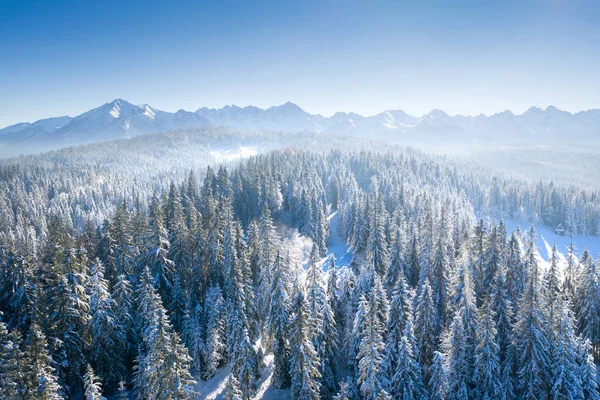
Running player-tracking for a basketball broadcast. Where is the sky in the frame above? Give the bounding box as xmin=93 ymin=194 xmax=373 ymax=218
xmin=1 ymin=0 xmax=599 ymax=127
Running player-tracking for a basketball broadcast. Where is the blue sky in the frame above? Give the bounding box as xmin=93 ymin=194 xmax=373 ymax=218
xmin=1 ymin=0 xmax=599 ymax=126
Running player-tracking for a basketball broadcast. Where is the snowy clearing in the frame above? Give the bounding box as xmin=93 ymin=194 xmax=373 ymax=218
xmin=323 ymin=211 xmax=353 ymax=269
xmin=210 ymin=146 xmax=258 ymax=162
xmin=485 ymin=218 xmax=600 ymax=260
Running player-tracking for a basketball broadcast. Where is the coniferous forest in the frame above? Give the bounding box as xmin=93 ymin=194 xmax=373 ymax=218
xmin=1 ymin=129 xmax=600 ymax=400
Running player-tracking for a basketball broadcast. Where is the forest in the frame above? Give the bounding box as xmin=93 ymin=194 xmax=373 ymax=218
xmin=1 ymin=128 xmax=600 ymax=399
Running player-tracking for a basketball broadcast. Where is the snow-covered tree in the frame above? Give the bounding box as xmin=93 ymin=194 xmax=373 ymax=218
xmin=473 ymin=301 xmax=502 ymax=400
xmin=289 ymin=292 xmax=321 ymax=400
xmin=203 ymin=284 xmax=226 ymax=379
xmin=83 ymin=364 xmax=106 ymax=400
xmin=414 ymin=277 xmax=438 ymax=374
xmin=550 ymin=299 xmax=584 ymax=400
xmin=224 ymin=374 xmax=243 ymax=400
xmin=429 ymin=351 xmax=448 ymax=400
xmin=266 ymin=251 xmax=291 ymax=389
xmin=514 ymin=226 xmax=551 ymax=400
xmin=356 ymin=288 xmax=388 ymax=400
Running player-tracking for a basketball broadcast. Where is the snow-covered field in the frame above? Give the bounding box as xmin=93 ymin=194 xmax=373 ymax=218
xmin=485 ymin=218 xmax=600 ymax=260
xmin=210 ymin=146 xmax=258 ymax=162
xmin=483 ymin=217 xmax=600 ymax=274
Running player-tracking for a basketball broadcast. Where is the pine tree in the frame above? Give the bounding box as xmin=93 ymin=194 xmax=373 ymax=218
xmin=384 ymin=271 xmax=412 ymax=379
xmin=429 ymin=351 xmax=448 ymax=400
xmin=146 ymin=195 xmax=174 ymax=299
xmin=134 ymin=268 xmax=195 ymax=399
xmin=289 ymin=292 xmax=321 ymax=400
xmin=414 ymin=277 xmax=438 ymax=375
xmin=116 ymin=380 xmax=129 ymax=400
xmin=332 ymin=380 xmax=351 ymax=400
xmin=326 ymin=256 xmax=341 ymax=327
xmin=266 ymin=251 xmax=291 ymax=389
xmin=514 ymin=226 xmax=551 ymax=400
xmin=366 ymin=193 xmax=389 ymax=276
xmin=305 ymin=244 xmax=326 ymax=349
xmin=385 ymin=226 xmax=405 ymax=290
xmin=258 ymin=204 xmax=278 ymax=322
xmin=233 ymin=328 xmax=258 ymax=400
xmin=431 ymin=237 xmax=450 ymax=327
xmin=390 ymin=335 xmax=425 ymax=400
xmin=0 ymin=317 xmax=21 ymax=398
xmin=579 ymin=340 xmax=600 ymax=400
xmin=356 ymin=286 xmax=388 ymax=400
xmin=550 ymin=299 xmax=584 ymax=400
xmin=22 ymin=323 xmax=64 ymax=399
xmin=543 ymin=243 xmax=561 ymax=322
xmin=87 ymin=258 xmax=123 ymax=390
xmin=111 ymin=273 xmax=134 ymax=367
xmin=445 ymin=258 xmax=477 ymax=400
xmin=1 ymin=250 xmax=39 ymax=332
xmin=482 ymin=224 xmax=503 ymax=302
xmin=112 ymin=200 xmax=137 ymax=280
xmin=471 ymin=219 xmax=486 ymax=305
xmin=46 ymin=248 xmax=90 ymax=390
xmin=320 ymin=292 xmax=339 ymax=398
xmin=563 ymin=242 xmax=579 ymax=304
xmin=181 ymin=303 xmax=205 ymax=371
xmin=224 ymin=374 xmax=243 ymax=400
xmin=473 ymin=301 xmax=502 ymax=400
xmin=203 ymin=285 xmax=226 ymax=379
xmin=576 ymin=252 xmax=600 ymax=358
xmin=404 ymin=230 xmax=421 ymax=288
xmin=83 ymin=364 xmax=106 ymax=400
xmin=492 ymin=265 xmax=516 ymax=400
xmin=504 ymin=231 xmax=525 ymax=311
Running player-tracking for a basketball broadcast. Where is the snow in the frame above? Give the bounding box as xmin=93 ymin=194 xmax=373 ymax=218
xmin=192 ymin=364 xmax=231 ymax=400
xmin=484 ymin=217 xmax=600 ymax=273
xmin=142 ymin=105 xmax=156 ymax=120
xmin=254 ymin=354 xmax=291 ymax=400
xmin=210 ymin=146 xmax=258 ymax=162
xmin=191 ymin=354 xmax=291 ymax=400
xmin=323 ymin=211 xmax=353 ymax=269
xmin=109 ymin=104 xmax=121 ymax=118
xmin=497 ymin=219 xmax=600 ymax=260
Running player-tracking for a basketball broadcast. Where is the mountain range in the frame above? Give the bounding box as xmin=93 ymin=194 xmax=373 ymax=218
xmin=1 ymin=98 xmax=599 ymax=157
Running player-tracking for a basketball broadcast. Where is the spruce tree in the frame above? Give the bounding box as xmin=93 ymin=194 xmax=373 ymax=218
xmin=390 ymin=335 xmax=425 ymax=400
xmin=473 ymin=301 xmax=502 ymax=400
xmin=22 ymin=323 xmax=64 ymax=399
xmin=0 ymin=317 xmax=21 ymax=398
xmin=414 ymin=277 xmax=438 ymax=375
xmin=356 ymin=286 xmax=388 ymax=400
xmin=266 ymin=251 xmax=291 ymax=389
xmin=83 ymin=364 xmax=106 ymax=400
xmin=289 ymin=292 xmax=321 ymax=400
xmin=429 ymin=351 xmax=448 ymax=400
xmin=579 ymin=340 xmax=600 ymax=400
xmin=514 ymin=226 xmax=551 ymax=400
xmin=384 ymin=271 xmax=411 ymax=368
xmin=224 ymin=374 xmax=243 ymax=400
xmin=550 ymin=299 xmax=584 ymax=400
xmin=203 ymin=285 xmax=226 ymax=379
xmin=87 ymin=258 xmax=123 ymax=390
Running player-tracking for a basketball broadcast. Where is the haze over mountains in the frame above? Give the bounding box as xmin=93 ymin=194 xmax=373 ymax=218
xmin=1 ymin=98 xmax=599 ymax=157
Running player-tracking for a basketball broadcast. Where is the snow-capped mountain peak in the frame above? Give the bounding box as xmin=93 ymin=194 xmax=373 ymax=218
xmin=2 ymin=100 xmax=600 ymax=158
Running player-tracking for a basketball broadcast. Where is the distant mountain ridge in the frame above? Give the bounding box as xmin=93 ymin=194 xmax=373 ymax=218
xmin=1 ymin=99 xmax=599 ymax=157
